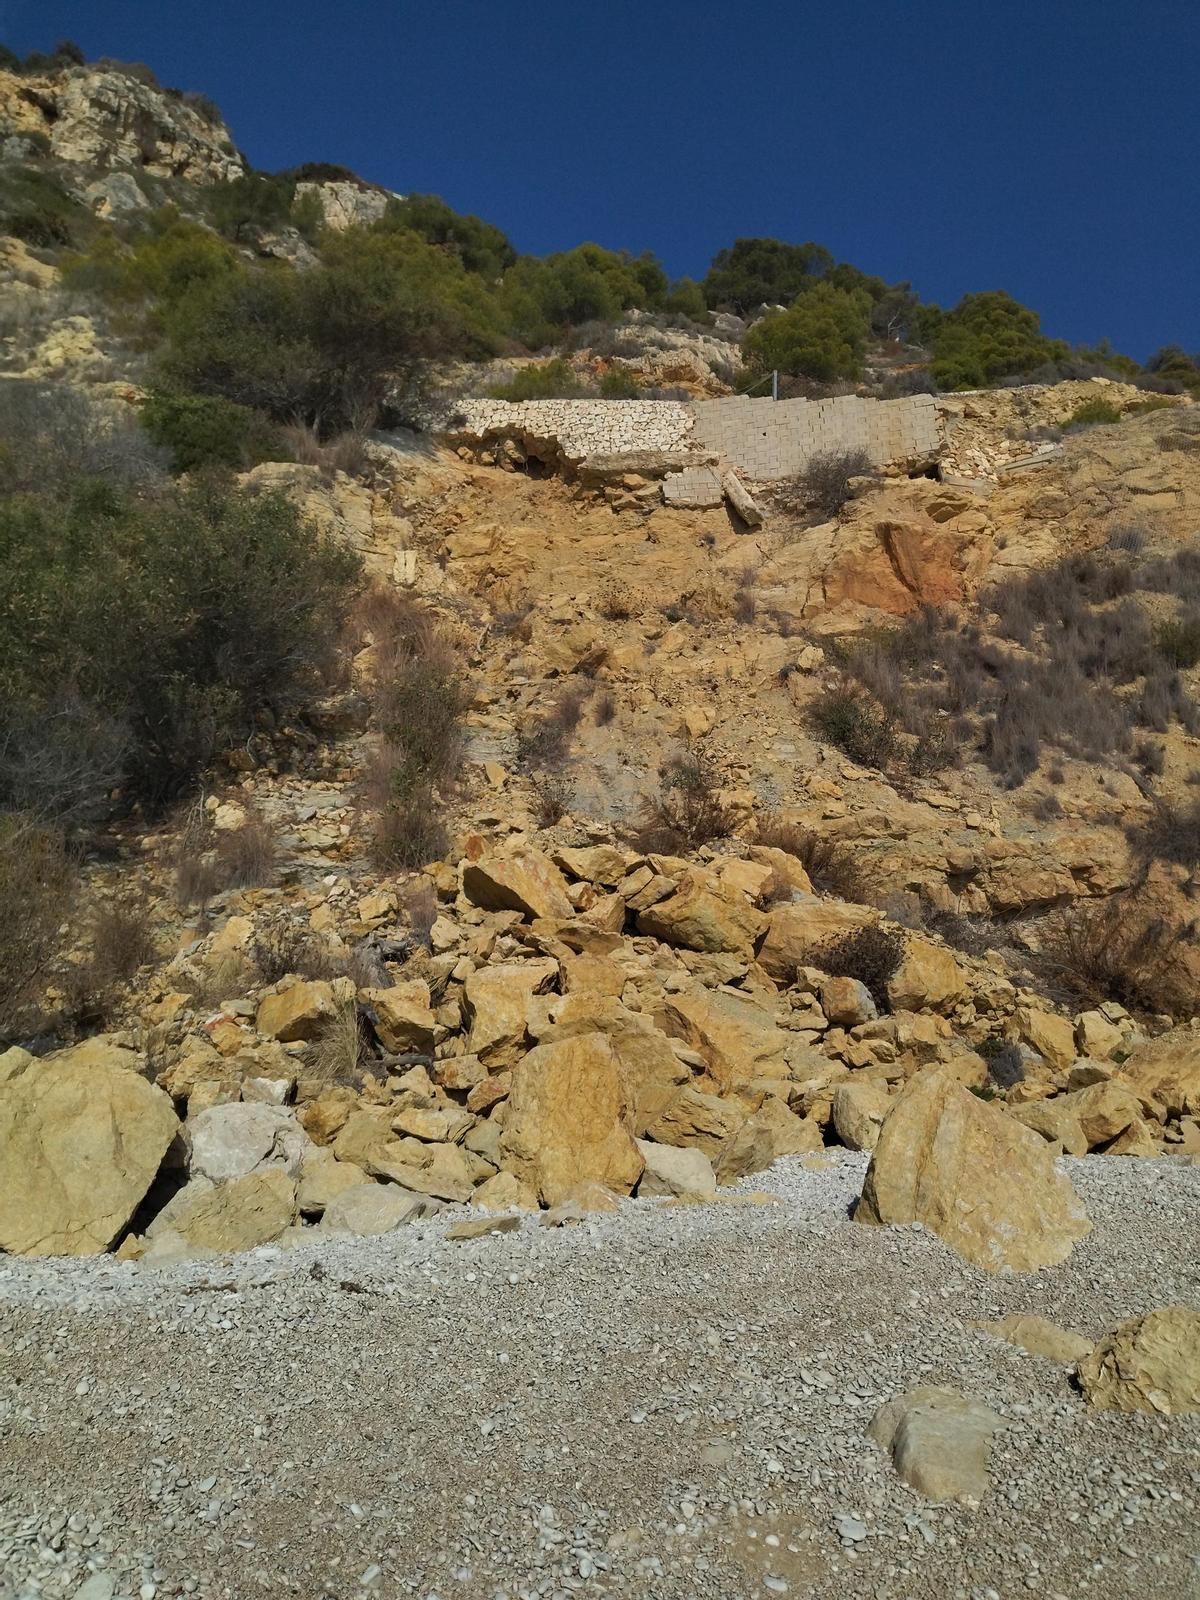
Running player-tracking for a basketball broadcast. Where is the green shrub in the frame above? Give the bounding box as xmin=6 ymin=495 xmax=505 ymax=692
xmin=157 ymin=225 xmax=500 ymax=434
xmin=662 ymin=276 xmax=708 ymax=321
xmin=703 ymin=237 xmax=836 ymax=313
xmin=207 ymin=172 xmax=297 ymax=241
xmin=743 ymin=282 xmax=871 ymax=381
xmin=920 ymin=291 xmax=1070 ymax=390
xmin=818 ymin=924 xmax=906 ymax=1011
xmin=63 ymin=208 xmax=235 ymax=307
xmin=1154 ymin=616 xmax=1200 ymax=669
xmin=0 ymin=815 xmax=76 ymax=1042
xmin=382 ymin=193 xmax=516 ymax=279
xmin=0 ymin=168 xmax=90 ymax=248
xmin=362 ymin=592 xmax=468 ymax=868
xmin=141 ymin=390 xmax=283 ymax=473
xmin=809 ymin=684 xmax=897 ymax=768
xmin=598 ymin=367 xmax=640 ymax=398
xmin=1063 ymin=397 xmax=1121 ymax=429
xmin=0 ymin=379 xmax=168 ymax=495
xmin=488 ymin=358 xmax=583 ymax=400
xmin=0 ymin=478 xmax=361 ymax=812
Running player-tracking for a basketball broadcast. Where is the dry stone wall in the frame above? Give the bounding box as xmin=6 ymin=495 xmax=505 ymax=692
xmin=443 ymin=393 xmax=940 ymax=481
xmin=445 ymin=399 xmax=695 ymax=468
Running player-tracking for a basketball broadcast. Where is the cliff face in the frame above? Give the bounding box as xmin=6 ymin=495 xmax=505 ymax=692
xmin=0 ymin=64 xmax=243 ymax=183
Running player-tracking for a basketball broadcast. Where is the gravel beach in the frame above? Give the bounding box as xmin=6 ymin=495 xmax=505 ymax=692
xmin=1 ymin=1152 xmax=1197 ymax=1600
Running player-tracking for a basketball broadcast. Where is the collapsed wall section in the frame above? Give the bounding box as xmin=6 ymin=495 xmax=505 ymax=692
xmin=443 ymin=398 xmax=695 ymax=472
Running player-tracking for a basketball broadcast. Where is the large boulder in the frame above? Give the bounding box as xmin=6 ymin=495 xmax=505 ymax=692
xmin=635 ymin=1140 xmax=717 ymax=1201
xmin=146 ymin=1170 xmax=297 ymax=1255
xmin=869 ymin=1387 xmax=1005 ymax=1502
xmin=857 ymin=1070 xmax=1090 ymax=1272
xmin=499 ymin=1033 xmax=644 ymax=1206
xmin=188 ymin=1103 xmax=311 ymax=1182
xmin=1076 ymin=1306 xmax=1200 ymax=1415
xmin=637 ymin=874 xmax=765 ymax=954
xmin=364 ymin=980 xmax=435 ymax=1054
xmin=659 ymin=987 xmax=788 ymax=1092
xmin=1060 ymin=1080 xmax=1144 ymax=1148
xmin=756 ymin=899 xmax=873 ymax=980
xmin=535 ymin=995 xmax=688 ymax=1135
xmin=463 ymin=959 xmax=558 ymax=1068
xmin=887 ymin=938 xmax=966 ymax=1014
xmin=713 ymin=1098 xmax=822 ymax=1183
xmin=832 ymin=1079 xmax=893 ymax=1151
xmin=461 ymin=846 xmax=573 ymax=920
xmin=256 ymin=980 xmax=339 ymax=1042
xmin=645 ymin=1085 xmax=746 ymax=1156
xmin=320 ymin=1183 xmax=440 ymax=1236
xmin=0 ymin=1047 xmax=179 ymax=1256
xmin=1118 ymin=1021 xmax=1200 ymax=1121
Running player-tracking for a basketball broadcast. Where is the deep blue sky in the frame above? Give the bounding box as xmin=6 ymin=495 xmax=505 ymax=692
xmin=3 ymin=0 xmax=1195 ymax=360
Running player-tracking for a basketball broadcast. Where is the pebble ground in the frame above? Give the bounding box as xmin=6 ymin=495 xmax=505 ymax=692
xmin=1 ymin=1153 xmax=1197 ymax=1600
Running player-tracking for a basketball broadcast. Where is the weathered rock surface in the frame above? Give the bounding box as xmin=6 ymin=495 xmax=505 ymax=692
xmin=870 ymin=1387 xmax=1005 ymax=1502
xmin=0 ymin=1048 xmax=179 ymax=1256
xmin=320 ymin=1183 xmax=440 ymax=1236
xmin=187 ymin=1103 xmax=311 ymax=1182
xmin=831 ymin=1079 xmax=893 ymax=1151
xmin=887 ymin=938 xmax=966 ymax=1014
xmin=635 ymin=1140 xmax=717 ymax=1201
xmin=1076 ymin=1305 xmax=1200 ymax=1415
xmin=461 ymin=846 xmax=573 ymax=920
xmin=756 ymin=899 xmax=873 ymax=979
xmin=500 ymin=1033 xmax=643 ymax=1205
xmin=365 ymin=980 xmax=435 ymax=1054
xmin=979 ymin=1313 xmax=1092 ymax=1364
xmin=146 ymin=1171 xmax=297 ymax=1255
xmin=636 ymin=874 xmax=765 ymax=954
xmin=1119 ymin=1021 xmax=1200 ymax=1121
xmin=256 ymin=980 xmax=339 ymax=1042
xmin=857 ymin=1070 xmax=1090 ymax=1271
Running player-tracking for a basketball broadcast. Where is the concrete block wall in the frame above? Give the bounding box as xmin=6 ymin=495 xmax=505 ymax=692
xmin=688 ymin=393 xmax=939 ymax=479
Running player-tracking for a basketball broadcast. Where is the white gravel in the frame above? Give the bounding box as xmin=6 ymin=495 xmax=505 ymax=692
xmin=1 ymin=1152 xmax=1198 ymax=1600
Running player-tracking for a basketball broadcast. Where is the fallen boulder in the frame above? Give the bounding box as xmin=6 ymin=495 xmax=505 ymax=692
xmin=0 ymin=1046 xmax=180 ymax=1256
xmin=500 ymin=1032 xmax=644 ymax=1205
xmin=869 ymin=1387 xmax=1005 ymax=1502
xmin=1076 ymin=1305 xmax=1200 ymax=1415
xmin=856 ymin=1070 xmax=1090 ymax=1272
xmin=188 ymin=1102 xmax=311 ymax=1182
xmin=145 ymin=1170 xmax=297 ymax=1255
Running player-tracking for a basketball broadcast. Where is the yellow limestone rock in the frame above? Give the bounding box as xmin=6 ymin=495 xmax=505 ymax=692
xmin=256 ymin=980 xmax=338 ymax=1042
xmin=461 ymin=846 xmax=574 ymax=920
xmin=1118 ymin=1020 xmax=1200 ymax=1121
xmin=756 ymin=899 xmax=873 ymax=980
xmin=0 ymin=1047 xmax=180 ymax=1256
xmin=1077 ymin=1305 xmax=1200 ymax=1415
xmin=364 ymin=980 xmax=435 ymax=1054
xmin=978 ymin=1314 xmax=1092 ymax=1364
xmin=636 ymin=873 xmax=765 ymax=954
xmin=857 ymin=1070 xmax=1090 ymax=1272
xmin=499 ymin=1033 xmax=644 ymax=1206
xmin=659 ymin=987 xmax=788 ymax=1092
xmin=887 ymin=937 xmax=966 ymax=1014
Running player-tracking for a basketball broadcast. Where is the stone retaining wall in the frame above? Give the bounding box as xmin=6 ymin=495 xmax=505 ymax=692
xmin=690 ymin=393 xmax=940 ymax=478
xmin=445 ymin=398 xmax=694 ymax=466
xmin=444 ymin=391 xmax=940 ymax=482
